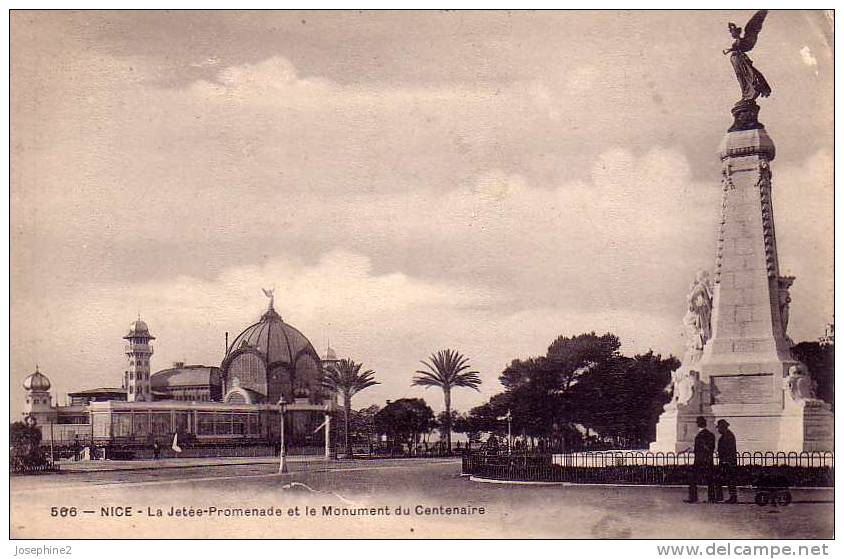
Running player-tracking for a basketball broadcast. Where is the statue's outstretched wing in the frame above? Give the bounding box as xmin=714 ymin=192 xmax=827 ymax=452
xmin=742 ymin=10 xmax=768 ymax=51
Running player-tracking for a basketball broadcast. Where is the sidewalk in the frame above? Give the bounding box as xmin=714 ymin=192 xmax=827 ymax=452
xmin=56 ymin=454 xmax=328 ymax=473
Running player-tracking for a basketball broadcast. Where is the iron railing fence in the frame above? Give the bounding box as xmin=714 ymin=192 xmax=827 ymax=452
xmin=462 ymin=451 xmax=834 ymax=487
xmin=548 ymin=450 xmax=834 ymax=468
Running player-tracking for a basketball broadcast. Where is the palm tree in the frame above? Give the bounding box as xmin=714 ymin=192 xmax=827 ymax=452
xmin=323 ymin=358 xmax=379 ymax=459
xmin=412 ymin=349 xmax=481 ymax=453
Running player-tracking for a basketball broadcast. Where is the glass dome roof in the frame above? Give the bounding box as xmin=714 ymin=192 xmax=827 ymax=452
xmin=227 ymin=307 xmax=319 ymax=366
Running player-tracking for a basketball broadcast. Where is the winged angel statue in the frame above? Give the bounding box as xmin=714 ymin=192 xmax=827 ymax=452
xmin=723 ymin=10 xmax=771 ymax=102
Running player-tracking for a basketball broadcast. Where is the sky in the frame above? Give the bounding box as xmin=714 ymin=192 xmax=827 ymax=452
xmin=10 ymin=10 xmax=833 ymax=420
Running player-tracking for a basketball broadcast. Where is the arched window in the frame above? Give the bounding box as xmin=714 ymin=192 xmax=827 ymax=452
xmin=294 ymin=354 xmax=323 ymax=403
xmin=226 ymin=352 xmax=267 ymax=395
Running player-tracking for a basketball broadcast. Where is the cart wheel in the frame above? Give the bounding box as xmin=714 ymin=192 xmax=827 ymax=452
xmin=755 ymin=491 xmax=770 ymax=506
xmin=776 ymin=491 xmax=792 ymax=507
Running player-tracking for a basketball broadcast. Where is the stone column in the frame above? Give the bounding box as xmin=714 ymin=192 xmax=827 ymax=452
xmin=703 ymin=128 xmax=793 ymax=368
xmin=651 ymin=120 xmax=833 ymax=453
xmin=700 ymin=124 xmax=833 ymax=452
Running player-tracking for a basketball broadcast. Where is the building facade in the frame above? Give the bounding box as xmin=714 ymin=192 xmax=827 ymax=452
xmin=20 ymin=295 xmax=339 ymax=455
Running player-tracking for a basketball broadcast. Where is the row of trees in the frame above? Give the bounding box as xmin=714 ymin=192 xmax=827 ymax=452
xmin=324 ymin=327 xmax=835 ymax=455
xmin=322 ymin=348 xmax=481 ymax=457
xmin=458 ymin=328 xmax=834 ymax=450
xmin=462 ymin=333 xmax=679 ymax=450
xmin=321 ymin=335 xmax=679 ymax=454
xmin=336 ymin=400 xmax=476 ymax=454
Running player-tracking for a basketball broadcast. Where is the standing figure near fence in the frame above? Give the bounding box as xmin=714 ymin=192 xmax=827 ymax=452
xmin=716 ymin=419 xmax=738 ymax=504
xmin=685 ymin=416 xmax=716 ymax=503
xmin=71 ymin=435 xmax=81 ymax=462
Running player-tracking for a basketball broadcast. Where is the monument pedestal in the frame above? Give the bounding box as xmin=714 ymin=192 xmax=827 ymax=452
xmin=777 ymin=397 xmax=834 ymax=453
xmin=652 ymin=380 xmax=834 ymax=453
xmin=650 ymin=405 xmax=706 ymax=453
xmin=650 ymin=116 xmax=833 ymax=454
xmin=650 ymin=371 xmax=707 ymax=453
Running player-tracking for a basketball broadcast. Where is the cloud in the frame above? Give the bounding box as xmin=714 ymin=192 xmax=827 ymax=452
xmin=190 ymin=56 xmax=220 ymax=68
xmin=800 ymin=45 xmax=818 ymax=68
xmin=10 ymin=15 xmax=833 ymax=421
xmin=190 ymin=56 xmax=336 ymax=99
xmin=12 ymin=140 xmax=832 ymax=419
xmin=10 ymin=250 xmax=497 ymax=413
xmin=772 ymin=149 xmax=834 ymax=339
xmin=565 ymin=66 xmax=599 ymax=93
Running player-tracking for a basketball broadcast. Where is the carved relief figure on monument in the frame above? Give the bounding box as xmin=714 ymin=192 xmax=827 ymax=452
xmin=785 ymin=365 xmax=817 ymax=402
xmin=669 ymin=368 xmax=698 ymax=407
xmin=778 ymin=276 xmax=795 ymax=343
xmin=683 ymin=270 xmax=714 ymax=353
xmin=668 ymin=270 xmax=714 ymax=408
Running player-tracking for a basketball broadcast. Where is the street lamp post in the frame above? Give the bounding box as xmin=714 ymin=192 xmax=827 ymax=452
xmin=503 ymin=410 xmax=513 ymax=454
xmin=49 ymin=419 xmax=55 ymax=465
xmin=497 ymin=409 xmax=513 ymax=455
xmin=505 ymin=409 xmax=512 ymax=455
xmin=323 ymin=406 xmax=332 ymax=461
xmin=278 ymin=397 xmax=289 ymax=474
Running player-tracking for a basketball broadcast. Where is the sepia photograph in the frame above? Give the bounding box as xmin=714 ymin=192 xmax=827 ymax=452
xmin=7 ymin=8 xmax=834 ymax=542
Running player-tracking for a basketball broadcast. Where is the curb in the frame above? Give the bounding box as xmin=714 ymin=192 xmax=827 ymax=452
xmin=467 ymin=476 xmax=834 ymax=489
xmin=52 ymin=456 xmax=461 ymax=475
xmin=55 ymin=458 xmax=316 ymax=474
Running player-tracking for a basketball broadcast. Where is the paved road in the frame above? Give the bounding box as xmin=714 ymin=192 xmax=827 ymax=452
xmin=11 ymin=459 xmax=833 ymax=539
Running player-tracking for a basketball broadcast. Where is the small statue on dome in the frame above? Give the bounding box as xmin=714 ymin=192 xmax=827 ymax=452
xmin=262 ymin=287 xmax=275 ymax=311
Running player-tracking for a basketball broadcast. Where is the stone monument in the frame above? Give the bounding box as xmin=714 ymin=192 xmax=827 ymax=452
xmin=651 ymin=10 xmax=833 ymax=453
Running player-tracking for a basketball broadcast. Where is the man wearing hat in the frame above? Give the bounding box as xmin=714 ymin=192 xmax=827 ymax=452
xmin=685 ymin=416 xmax=717 ymax=503
xmin=716 ymin=419 xmax=738 ymax=504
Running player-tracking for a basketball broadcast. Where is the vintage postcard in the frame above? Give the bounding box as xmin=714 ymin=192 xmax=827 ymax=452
xmin=8 ymin=9 xmax=834 ymax=543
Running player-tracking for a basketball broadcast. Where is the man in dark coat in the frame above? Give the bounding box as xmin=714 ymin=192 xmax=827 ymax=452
xmin=71 ymin=435 xmax=81 ymax=462
xmin=716 ymin=419 xmax=738 ymax=504
xmin=685 ymin=416 xmax=716 ymax=503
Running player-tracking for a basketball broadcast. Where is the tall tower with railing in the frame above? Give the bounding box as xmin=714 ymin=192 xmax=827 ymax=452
xmin=124 ymin=318 xmax=155 ymax=402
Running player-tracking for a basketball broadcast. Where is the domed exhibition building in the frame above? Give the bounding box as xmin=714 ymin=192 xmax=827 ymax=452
xmin=20 ymin=294 xmax=341 ymax=458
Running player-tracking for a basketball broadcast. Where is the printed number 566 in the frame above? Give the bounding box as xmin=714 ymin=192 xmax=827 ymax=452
xmin=51 ymin=507 xmax=77 ymax=517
